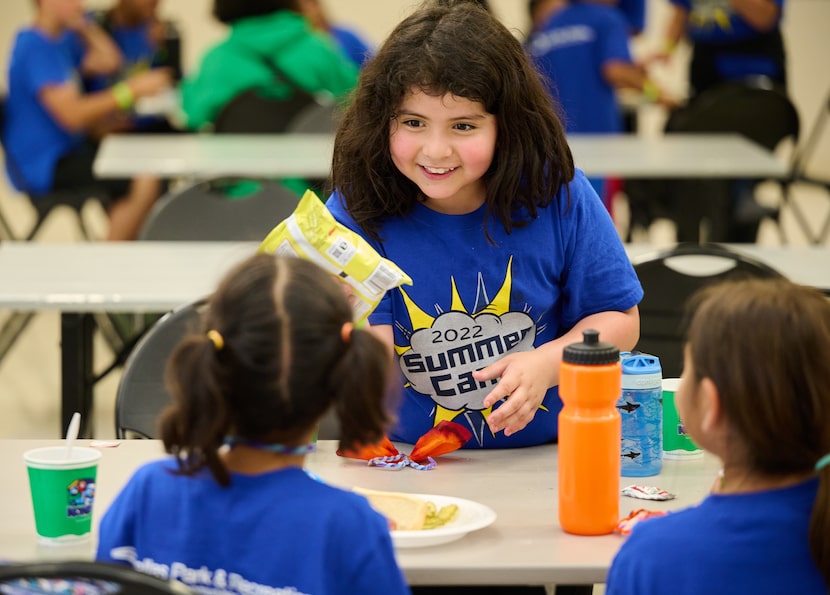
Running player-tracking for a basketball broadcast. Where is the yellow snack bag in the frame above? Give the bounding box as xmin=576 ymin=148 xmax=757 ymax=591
xmin=258 ymin=190 xmax=412 ymax=324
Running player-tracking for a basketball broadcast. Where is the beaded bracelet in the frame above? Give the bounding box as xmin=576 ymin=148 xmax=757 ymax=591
xmin=223 ymin=436 xmax=316 ymax=456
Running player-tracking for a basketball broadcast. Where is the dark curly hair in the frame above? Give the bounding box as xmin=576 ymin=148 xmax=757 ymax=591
xmin=331 ymin=0 xmax=573 ymax=242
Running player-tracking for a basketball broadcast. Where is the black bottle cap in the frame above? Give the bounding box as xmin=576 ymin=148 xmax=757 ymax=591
xmin=562 ymin=329 xmax=619 ymax=365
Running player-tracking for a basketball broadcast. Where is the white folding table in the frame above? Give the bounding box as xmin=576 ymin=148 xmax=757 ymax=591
xmin=93 ymin=133 xmax=787 ymax=180
xmin=0 ymin=438 xmax=721 ymax=586
xmin=1 ymin=241 xmax=826 ymax=438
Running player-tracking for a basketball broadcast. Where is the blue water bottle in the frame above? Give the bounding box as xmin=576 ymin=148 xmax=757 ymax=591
xmin=618 ymin=352 xmax=663 ymax=477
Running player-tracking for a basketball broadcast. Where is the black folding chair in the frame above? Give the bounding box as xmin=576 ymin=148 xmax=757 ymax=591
xmin=626 ymin=77 xmax=800 ymax=243
xmin=777 ymin=86 xmax=830 ymax=245
xmin=115 ymin=300 xmax=204 ymax=438
xmin=138 ymin=177 xmax=297 ymax=241
xmin=115 ymin=297 xmax=341 ymax=440
xmin=633 ymin=243 xmax=784 ymax=377
xmin=100 ymin=177 xmax=299 ymax=428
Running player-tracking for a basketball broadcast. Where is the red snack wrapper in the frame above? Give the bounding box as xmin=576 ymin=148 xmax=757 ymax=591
xmin=337 ymin=435 xmax=398 ymax=460
xmin=337 ymin=421 xmax=472 ymax=470
xmin=409 ymin=421 xmax=472 ymax=463
xmin=615 ymin=508 xmax=669 ymax=536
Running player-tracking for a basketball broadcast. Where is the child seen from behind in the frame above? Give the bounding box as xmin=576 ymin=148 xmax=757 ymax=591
xmin=97 ymin=254 xmax=410 ymax=595
xmin=607 ymin=278 xmax=830 ymax=594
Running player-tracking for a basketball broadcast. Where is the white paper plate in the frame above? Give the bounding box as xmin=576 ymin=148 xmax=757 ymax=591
xmin=390 ymin=494 xmax=497 ymax=548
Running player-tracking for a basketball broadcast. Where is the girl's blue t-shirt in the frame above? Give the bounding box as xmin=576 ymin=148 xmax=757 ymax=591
xmin=326 ymin=170 xmax=642 ymax=448
xmin=607 ymin=478 xmax=825 ymax=594
xmin=97 ymin=460 xmax=410 ymax=595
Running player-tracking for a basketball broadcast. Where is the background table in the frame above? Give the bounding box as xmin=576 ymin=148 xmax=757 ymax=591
xmin=94 ymin=133 xmax=335 ymax=180
xmin=94 ymin=133 xmax=787 ymax=180
xmin=568 ymin=134 xmax=788 ymax=178
xmin=0 ymin=242 xmax=258 ymax=437
xmin=0 ymin=439 xmax=721 ymax=586
xmin=0 ymin=241 xmax=827 ymax=438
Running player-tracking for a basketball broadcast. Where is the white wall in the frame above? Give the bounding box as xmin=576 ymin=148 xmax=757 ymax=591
xmin=1 ymin=0 xmax=828 ymax=177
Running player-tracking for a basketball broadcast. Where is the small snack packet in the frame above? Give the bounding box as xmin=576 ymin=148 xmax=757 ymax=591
xmin=258 ymin=190 xmax=412 ymax=324
xmin=621 ymin=484 xmax=676 ymax=501
xmin=615 ymin=508 xmax=669 ymax=536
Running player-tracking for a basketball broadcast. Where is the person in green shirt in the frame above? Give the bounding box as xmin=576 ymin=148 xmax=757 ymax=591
xmin=181 ymin=0 xmax=358 ymax=131
xmin=180 ymin=0 xmax=358 ymax=198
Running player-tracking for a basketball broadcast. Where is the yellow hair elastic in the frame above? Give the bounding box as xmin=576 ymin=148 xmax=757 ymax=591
xmin=207 ymin=329 xmax=225 ymax=351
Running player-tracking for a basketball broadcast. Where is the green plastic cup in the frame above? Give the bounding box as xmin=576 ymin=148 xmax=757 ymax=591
xmin=662 ymin=378 xmax=703 ymax=459
xmin=24 ymin=446 xmax=102 ymax=545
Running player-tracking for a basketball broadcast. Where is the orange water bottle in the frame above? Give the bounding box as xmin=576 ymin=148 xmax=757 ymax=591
xmin=558 ymin=329 xmax=621 ymax=535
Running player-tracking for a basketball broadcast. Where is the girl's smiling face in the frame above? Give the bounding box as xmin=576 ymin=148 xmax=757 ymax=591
xmin=389 ymin=88 xmax=497 ymax=215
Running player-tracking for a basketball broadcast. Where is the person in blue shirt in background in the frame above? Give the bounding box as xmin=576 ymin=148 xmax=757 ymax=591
xmin=652 ymin=0 xmax=787 ymax=242
xmin=526 ymin=0 xmax=673 ymax=206
xmin=298 ymin=0 xmax=374 ymax=68
xmin=86 ymin=0 xmax=181 ymax=133
xmin=3 ymin=0 xmax=171 ymax=241
xmin=660 ymin=0 xmax=786 ymax=97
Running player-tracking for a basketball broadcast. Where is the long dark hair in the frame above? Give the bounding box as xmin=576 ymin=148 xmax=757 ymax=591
xmin=331 ymin=0 xmax=573 ymax=242
xmin=685 ymin=278 xmax=830 ymax=586
xmin=159 ymin=254 xmax=392 ymax=486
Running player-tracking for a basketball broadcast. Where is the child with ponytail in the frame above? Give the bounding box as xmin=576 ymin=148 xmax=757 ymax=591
xmin=608 ymin=277 xmax=830 ymax=594
xmin=97 ymin=253 xmax=409 ymax=595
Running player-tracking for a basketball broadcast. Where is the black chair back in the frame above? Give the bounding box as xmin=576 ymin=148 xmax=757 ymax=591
xmin=633 ymin=243 xmax=784 ymax=377
xmin=115 ymin=300 xmax=204 ymax=438
xmin=627 ymin=78 xmax=800 ymax=243
xmin=666 ymin=77 xmax=800 ymax=151
xmin=214 ymin=89 xmax=318 ymax=134
xmin=138 ymin=177 xmax=297 ymax=241
xmin=212 ymin=51 xmax=341 ymax=137
xmin=0 ymin=561 xmax=192 ymax=594
xmin=115 ymin=296 xmax=342 ymax=440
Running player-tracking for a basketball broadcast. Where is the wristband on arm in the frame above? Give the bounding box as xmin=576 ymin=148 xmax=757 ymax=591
xmin=642 ymin=80 xmax=660 ymax=103
xmin=112 ymin=81 xmax=134 ymax=110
